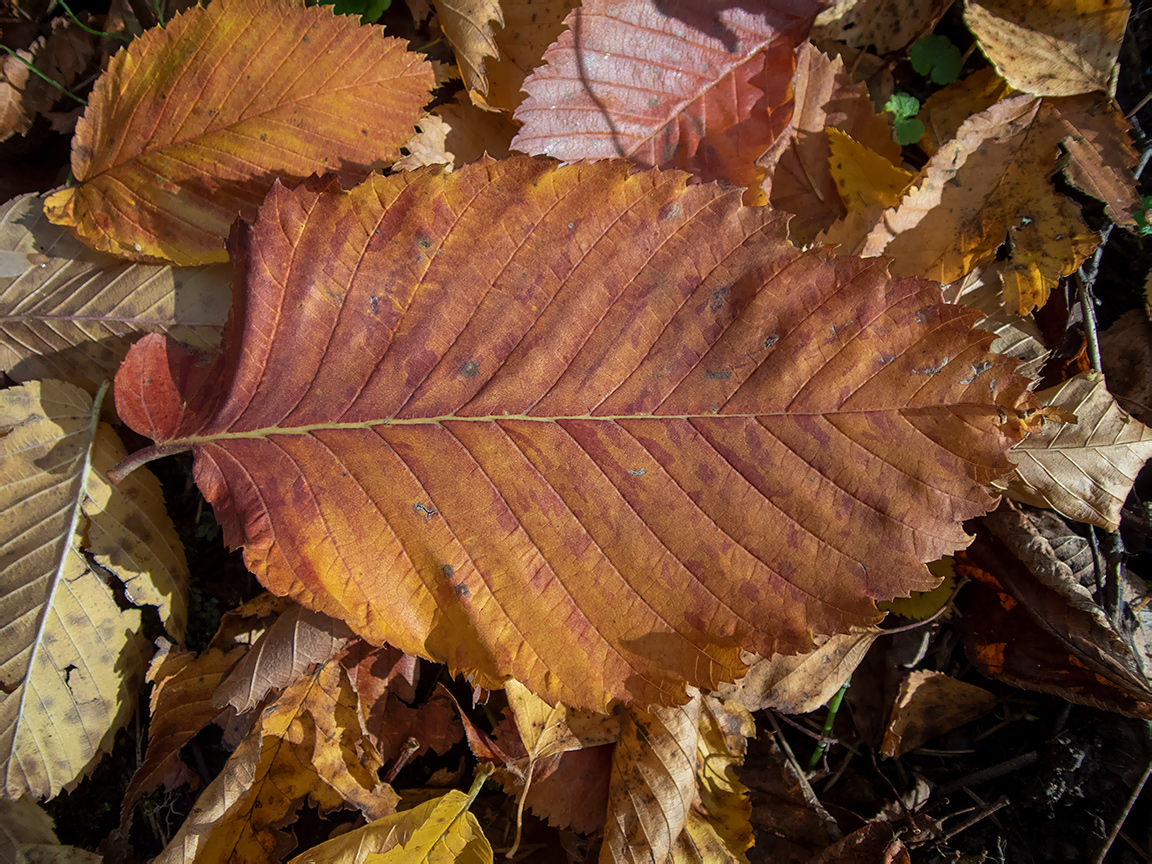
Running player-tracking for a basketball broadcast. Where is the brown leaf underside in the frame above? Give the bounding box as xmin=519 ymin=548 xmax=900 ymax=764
xmin=113 ymin=158 xmax=1032 ymax=710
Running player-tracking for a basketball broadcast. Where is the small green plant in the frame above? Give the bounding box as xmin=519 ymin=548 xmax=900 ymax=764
xmin=1134 ymin=195 xmax=1152 ymax=236
xmin=316 ymin=0 xmax=390 ymax=25
xmin=910 ymin=34 xmax=963 ymax=85
xmin=885 ymin=92 xmax=925 ymax=146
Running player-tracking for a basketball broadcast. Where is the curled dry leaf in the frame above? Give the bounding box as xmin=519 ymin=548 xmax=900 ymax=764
xmin=43 ymin=0 xmax=433 ymax=264
xmin=433 ymin=0 xmax=504 ymax=101
xmin=513 ymin=0 xmax=813 ymax=191
xmin=213 ymin=603 xmax=355 ymax=714
xmin=999 ymin=371 xmax=1152 ymax=531
xmin=111 ymin=158 xmax=1034 ymax=711
xmin=0 ymin=380 xmax=187 ymax=799
xmin=156 ymin=661 xmax=398 ymax=864
xmin=879 ymin=670 xmax=997 ymax=757
xmin=948 ymin=266 xmax=1050 ymax=382
xmin=965 ymin=0 xmax=1129 ymax=97
xmin=0 ymin=193 xmax=230 ymax=394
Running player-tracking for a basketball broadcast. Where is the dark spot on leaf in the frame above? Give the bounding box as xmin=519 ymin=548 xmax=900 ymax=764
xmin=704 ymin=370 xmax=731 ymax=379
xmin=370 ymin=295 xmax=379 ymax=315
xmin=763 ymin=334 xmax=779 ymax=349
xmin=417 ymin=237 xmax=432 ymax=249
xmin=459 ymin=360 xmax=480 ymax=377
xmin=442 ymin=564 xmax=454 ymax=579
xmin=709 ymin=284 xmax=730 ymax=312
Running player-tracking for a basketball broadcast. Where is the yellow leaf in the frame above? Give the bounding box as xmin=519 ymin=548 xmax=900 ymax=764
xmin=827 ymin=127 xmax=915 ymax=211
xmin=879 ymin=559 xmax=956 ymax=620
xmin=0 ymin=380 xmax=187 ymax=798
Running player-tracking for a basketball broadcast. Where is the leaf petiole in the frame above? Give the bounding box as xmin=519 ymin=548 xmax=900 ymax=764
xmin=0 ymin=45 xmax=87 ymax=105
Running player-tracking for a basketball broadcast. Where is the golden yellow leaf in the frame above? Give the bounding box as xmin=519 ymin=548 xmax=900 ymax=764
xmin=918 ymin=67 xmax=1012 ymax=157
xmin=1000 ymin=371 xmax=1152 ymax=530
xmin=0 ymin=380 xmax=186 ymax=798
xmin=965 ymin=0 xmax=1129 ymax=97
xmin=827 ymin=128 xmax=915 ymax=211
xmin=156 ymin=661 xmax=396 ymax=864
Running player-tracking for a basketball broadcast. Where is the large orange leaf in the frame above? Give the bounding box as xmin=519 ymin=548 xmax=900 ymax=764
xmin=112 ymin=158 xmax=1033 ymax=710
xmin=43 ymin=0 xmax=432 ymax=265
xmin=511 ymin=1 xmax=813 ymax=190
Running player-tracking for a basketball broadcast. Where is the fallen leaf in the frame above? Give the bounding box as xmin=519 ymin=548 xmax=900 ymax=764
xmin=948 ymin=265 xmax=1050 ymax=381
xmin=813 ymin=0 xmax=951 ymax=54
xmin=879 ymin=670 xmax=997 ymax=757
xmin=434 ymin=93 xmax=517 ymax=164
xmin=808 ymin=821 xmax=910 ymax=864
xmin=212 ymin=603 xmax=355 ymax=713
xmin=965 ymin=0 xmax=1129 ymax=96
xmin=395 ymin=115 xmax=456 ymax=172
xmin=512 ymin=0 xmax=813 ymax=191
xmin=0 ymin=797 xmax=102 ymax=863
xmin=760 ymin=44 xmax=901 ymax=243
xmin=155 ymin=661 xmax=398 ymax=863
xmin=1100 ymin=309 xmax=1152 ymax=427
xmin=0 ymin=193 xmax=230 ymax=394
xmin=110 ymin=158 xmax=1034 ymax=711
xmin=286 ymin=774 xmax=492 ymax=863
xmin=828 ymin=128 xmax=916 ymax=211
xmin=0 ymin=48 xmax=37 ymax=141
xmin=43 ymin=0 xmax=434 ymax=264
xmin=603 ymin=694 xmax=700 ymax=863
xmin=121 ymin=641 xmax=247 ymax=827
xmin=342 ymin=639 xmax=421 ymax=717
xmin=999 ymin=371 xmax=1152 ymax=530
xmin=483 ymin=0 xmax=580 ymax=113
xmin=371 ymin=690 xmax=464 ymax=764
xmin=433 ymin=0 xmax=503 ymax=101
xmin=0 ymin=380 xmax=186 ymax=799
xmin=718 ymin=630 xmax=881 ymax=715
xmin=917 ymin=67 xmax=1012 ymax=157
xmin=956 ymin=505 xmax=1152 ymax=718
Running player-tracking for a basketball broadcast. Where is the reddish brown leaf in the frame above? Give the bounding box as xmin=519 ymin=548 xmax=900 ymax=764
xmin=879 ymin=670 xmax=997 ymax=757
xmin=512 ymin=1 xmax=813 ymax=189
xmin=112 ymin=158 xmax=1033 ymax=710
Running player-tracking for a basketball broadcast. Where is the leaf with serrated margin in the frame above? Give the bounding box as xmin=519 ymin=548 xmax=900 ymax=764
xmin=512 ymin=1 xmax=814 ymax=192
xmin=0 ymin=193 xmax=229 ymax=394
xmin=0 ymin=380 xmax=186 ymax=798
xmin=43 ymin=0 xmax=433 ymax=264
xmin=111 ymin=157 xmax=1034 ymax=711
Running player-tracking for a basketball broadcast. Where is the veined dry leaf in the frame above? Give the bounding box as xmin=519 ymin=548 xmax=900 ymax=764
xmin=121 ymin=641 xmax=247 ymax=827
xmin=879 ymin=670 xmax=996 ymax=757
xmin=43 ymin=0 xmax=433 ymax=264
xmin=604 ymin=694 xmax=700 ymax=864
xmin=813 ymin=0 xmax=951 ymax=53
xmin=484 ymin=0 xmax=580 ymax=113
xmin=156 ymin=661 xmax=397 ymax=864
xmin=212 ymin=603 xmax=355 ymax=714
xmin=512 ymin=1 xmax=813 ymax=191
xmin=208 ymin=592 xmax=293 ymax=651
xmin=0 ymin=48 xmax=37 ymax=141
xmin=862 ymin=94 xmax=1133 ymax=313
xmin=433 ymin=0 xmax=504 ymax=101
xmin=760 ymin=44 xmax=900 ymax=244
xmin=111 ymin=158 xmax=1034 ymax=711
xmin=0 ymin=193 xmax=230 ymax=394
xmin=999 ymin=371 xmax=1152 ymax=531
xmin=918 ymin=67 xmax=1012 ymax=157
xmin=395 ymin=115 xmax=456 ymax=173
xmin=0 ymin=380 xmax=186 ymax=798
xmin=0 ymin=797 xmax=102 ymax=863
xmin=286 ymin=775 xmax=492 ymax=863
xmin=965 ymin=0 xmax=1129 ymax=97
xmin=948 ymin=266 xmax=1049 ymax=381
xmin=718 ymin=630 xmax=881 ymax=715
xmin=0 ymin=20 xmax=94 ymax=143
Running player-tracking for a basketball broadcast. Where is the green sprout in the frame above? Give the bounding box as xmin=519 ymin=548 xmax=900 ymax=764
xmin=1134 ymin=195 xmax=1152 ymax=236
xmin=885 ymin=92 xmax=925 ymax=146
xmin=910 ymin=34 xmax=963 ymax=85
xmin=320 ymin=0 xmax=391 ymax=25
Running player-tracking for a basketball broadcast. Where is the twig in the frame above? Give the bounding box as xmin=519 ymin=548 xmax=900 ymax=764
xmin=935 ymin=751 xmax=1038 ymax=797
xmin=1094 ymin=760 xmax=1152 ymax=864
xmin=766 ymin=710 xmax=822 ymax=807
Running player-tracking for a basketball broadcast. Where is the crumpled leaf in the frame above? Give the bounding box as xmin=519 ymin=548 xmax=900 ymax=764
xmin=0 ymin=380 xmax=186 ymax=799
xmin=212 ymin=603 xmax=355 ymax=713
xmin=879 ymin=670 xmax=997 ymax=757
xmin=862 ymin=93 xmax=1135 ymax=313
xmin=604 ymin=693 xmax=700 ymax=864
xmin=512 ymin=0 xmax=814 ymax=191
xmin=965 ymin=0 xmax=1129 ymax=97
xmin=111 ymin=157 xmax=1034 ymax=711
xmin=999 ymin=371 xmax=1152 ymax=531
xmin=433 ymin=0 xmax=503 ymax=101
xmin=0 ymin=193 xmax=230 ymax=393
xmin=43 ymin=0 xmax=433 ymax=264
xmin=0 ymin=20 xmax=95 ymax=142
xmin=156 ymin=661 xmax=398 ymax=863
xmin=957 ymin=505 xmax=1152 ymax=718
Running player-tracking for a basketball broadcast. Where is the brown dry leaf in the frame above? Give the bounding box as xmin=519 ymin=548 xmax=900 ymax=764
xmin=0 ymin=380 xmax=186 ymax=799
xmin=809 ymin=821 xmax=910 ymax=864
xmin=862 ymin=93 xmax=1132 ymax=313
xmin=813 ymin=0 xmax=951 ymax=54
xmin=394 ymin=115 xmax=455 ymax=172
xmin=602 ymin=693 xmax=700 ymax=863
xmin=999 ymin=371 xmax=1152 ymax=530
xmin=957 ymin=505 xmax=1152 ymax=718
xmin=370 ymin=689 xmax=464 ymax=764
xmin=484 ymin=0 xmax=580 ymax=113
xmin=718 ymin=630 xmax=881 ymax=715
xmin=0 ymin=193 xmax=230 ymax=394
xmin=434 ymin=93 xmax=517 ymax=164
xmin=0 ymin=797 xmax=102 ymax=863
xmin=342 ymin=640 xmax=420 ymax=724
xmin=965 ymin=0 xmax=1129 ymax=96
xmin=948 ymin=265 xmax=1050 ymax=381
xmin=760 ymin=43 xmax=900 ymax=244
xmin=918 ymin=68 xmax=1013 ymax=157
xmin=1100 ymin=309 xmax=1152 ymax=427
xmin=0 ymin=48 xmax=36 ymax=140
xmin=212 ymin=603 xmax=355 ymax=714
xmin=0 ymin=20 xmax=94 ymax=142
xmin=828 ymin=128 xmax=916 ymax=211
xmin=155 ymin=661 xmax=398 ymax=863
xmin=879 ymin=670 xmax=997 ymax=757
xmin=121 ymin=641 xmax=247 ymax=827
xmin=434 ymin=0 xmax=504 ymax=100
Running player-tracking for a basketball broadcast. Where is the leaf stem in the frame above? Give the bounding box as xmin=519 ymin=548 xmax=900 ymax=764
xmin=807 ymin=676 xmax=849 ymax=771
xmin=0 ymin=45 xmax=87 ymax=105
xmin=108 ymin=442 xmax=194 ymax=483
xmin=51 ymin=0 xmax=132 ymax=41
